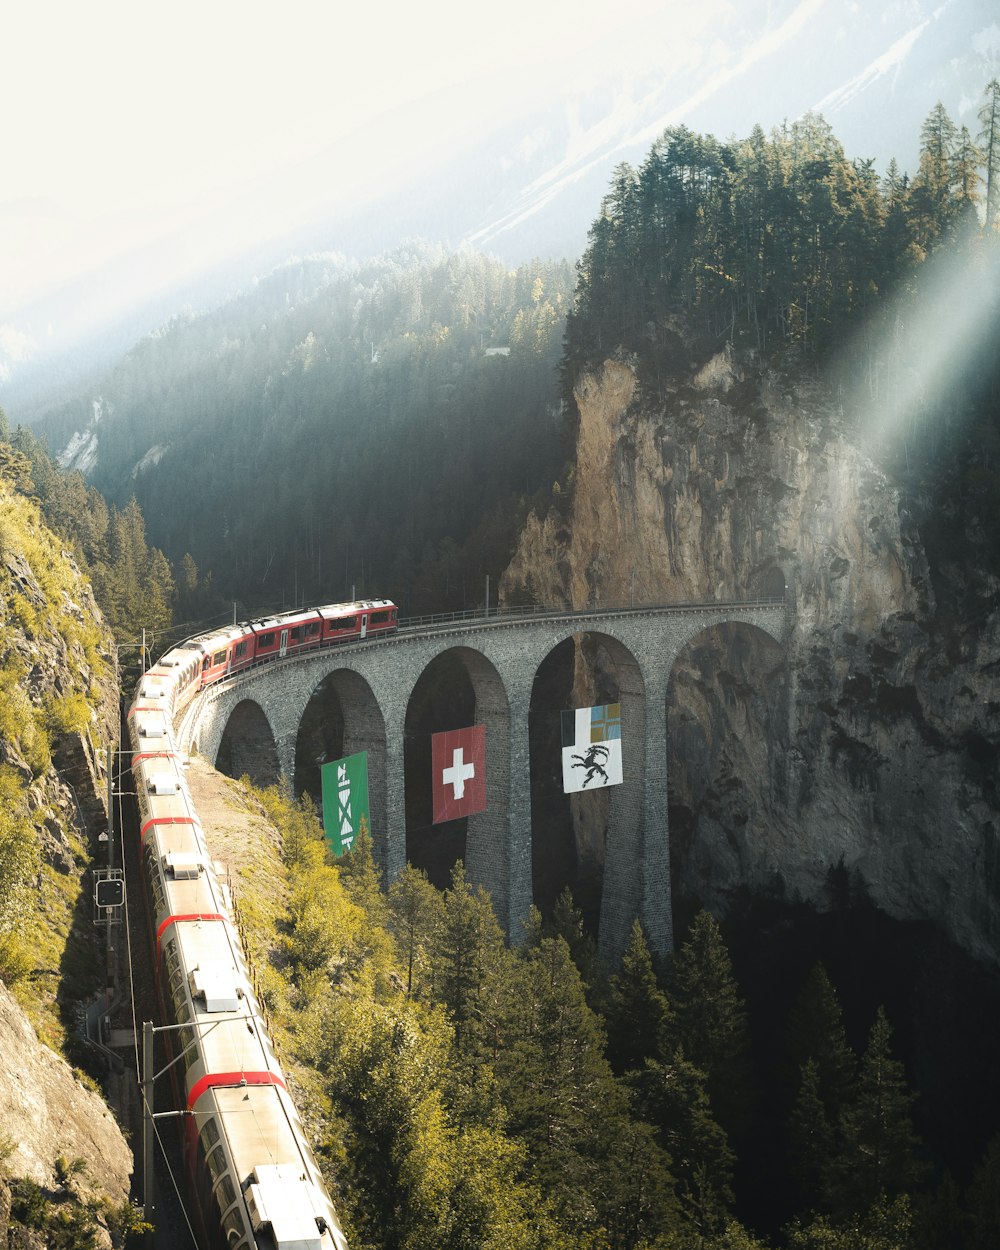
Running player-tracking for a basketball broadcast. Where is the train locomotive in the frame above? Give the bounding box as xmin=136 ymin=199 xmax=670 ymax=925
xmin=128 ymin=599 xmax=390 ymax=1247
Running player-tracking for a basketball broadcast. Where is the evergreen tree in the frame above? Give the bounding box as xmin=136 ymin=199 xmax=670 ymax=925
xmin=546 ymin=886 xmax=600 ymax=990
xmin=388 ymin=864 xmax=444 ymax=999
xmin=632 ymin=1047 xmax=735 ymax=1238
xmin=338 ymin=819 xmax=388 ymax=928
xmin=978 ymin=79 xmax=1000 ymax=231
xmin=495 ymin=935 xmax=680 ymax=1245
xmin=827 ymin=1007 xmax=924 ymax=1218
xmin=785 ymin=963 xmax=855 ymax=1119
xmin=605 ymin=918 xmax=672 ymax=1076
xmin=669 ymin=911 xmax=751 ymax=1138
xmin=787 ymin=1058 xmax=835 ymax=1210
xmin=909 ymin=101 xmax=959 ymax=247
xmin=433 ymin=861 xmax=506 ymax=1057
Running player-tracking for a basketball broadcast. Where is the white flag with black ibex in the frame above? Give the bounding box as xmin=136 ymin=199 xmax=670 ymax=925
xmin=561 ymin=703 xmax=623 ymax=793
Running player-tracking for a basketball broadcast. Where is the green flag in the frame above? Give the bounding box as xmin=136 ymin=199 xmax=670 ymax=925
xmin=321 ymin=751 xmax=370 ymax=856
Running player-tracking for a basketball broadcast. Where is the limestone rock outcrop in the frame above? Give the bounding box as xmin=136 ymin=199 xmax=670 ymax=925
xmin=501 ymin=353 xmax=1000 ymax=966
xmin=0 ymin=982 xmax=132 ymax=1204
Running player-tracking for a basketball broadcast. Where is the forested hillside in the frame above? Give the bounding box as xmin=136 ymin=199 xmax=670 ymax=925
xmin=561 ymin=89 xmax=1000 ymax=605
xmin=228 ymin=783 xmax=1000 ymax=1250
xmin=37 ymin=246 xmax=575 ymax=619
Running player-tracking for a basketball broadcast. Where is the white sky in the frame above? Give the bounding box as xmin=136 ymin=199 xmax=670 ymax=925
xmin=1 ymin=0 xmax=739 ymax=320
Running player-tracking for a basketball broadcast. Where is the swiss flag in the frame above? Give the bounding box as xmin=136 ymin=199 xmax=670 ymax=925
xmin=431 ymin=725 xmax=487 ymax=825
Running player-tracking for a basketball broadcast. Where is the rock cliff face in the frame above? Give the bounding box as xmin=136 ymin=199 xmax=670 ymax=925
xmin=0 ymin=486 xmax=132 ymax=1229
xmin=0 ymin=982 xmax=132 ymax=1202
xmin=501 ymin=353 xmax=1000 ymax=967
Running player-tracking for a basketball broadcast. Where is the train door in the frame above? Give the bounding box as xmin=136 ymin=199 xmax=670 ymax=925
xmin=360 ymin=613 xmax=368 ymax=639
xmin=279 ymin=629 xmax=289 ymax=658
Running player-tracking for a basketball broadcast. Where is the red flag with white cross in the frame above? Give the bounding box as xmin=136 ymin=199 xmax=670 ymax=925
xmin=431 ymin=725 xmax=487 ymax=824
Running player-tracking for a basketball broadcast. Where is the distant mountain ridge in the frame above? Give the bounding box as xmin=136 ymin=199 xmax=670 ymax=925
xmin=1 ymin=0 xmax=995 ymax=419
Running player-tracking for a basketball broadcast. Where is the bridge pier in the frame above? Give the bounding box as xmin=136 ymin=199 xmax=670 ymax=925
xmin=639 ymin=684 xmax=672 ymax=959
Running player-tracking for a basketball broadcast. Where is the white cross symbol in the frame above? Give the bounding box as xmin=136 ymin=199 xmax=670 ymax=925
xmin=442 ymin=748 xmax=476 ymax=799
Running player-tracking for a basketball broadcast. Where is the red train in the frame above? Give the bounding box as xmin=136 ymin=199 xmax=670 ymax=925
xmin=149 ymin=600 xmax=398 ymax=710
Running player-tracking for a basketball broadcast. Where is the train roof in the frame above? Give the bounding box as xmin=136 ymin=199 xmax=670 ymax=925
xmin=317 ymin=598 xmax=395 ymax=616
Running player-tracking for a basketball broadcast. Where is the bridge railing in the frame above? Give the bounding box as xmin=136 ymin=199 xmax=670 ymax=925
xmin=397 ymin=596 xmax=786 ymax=632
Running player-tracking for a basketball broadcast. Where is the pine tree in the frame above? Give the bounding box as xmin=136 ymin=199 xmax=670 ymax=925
xmin=432 ymin=860 xmax=505 ymax=1056
xmin=669 ymin=911 xmax=751 ymax=1138
xmin=978 ymin=79 xmax=1000 ymax=231
xmin=827 ymin=1007 xmax=924 ymax=1218
xmin=605 ymin=918 xmax=672 ymax=1075
xmin=786 ymin=963 xmax=855 ymax=1119
xmin=787 ymin=1058 xmax=835 ymax=1209
xmin=338 ymin=819 xmax=387 ymax=927
xmin=633 ymin=1047 xmax=735 ymax=1237
xmin=387 ymin=864 xmax=443 ymax=999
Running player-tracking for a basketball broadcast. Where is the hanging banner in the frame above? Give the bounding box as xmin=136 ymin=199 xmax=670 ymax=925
xmin=431 ymin=725 xmax=487 ymax=824
xmin=321 ymin=751 xmax=370 ymax=856
xmin=561 ymin=703 xmax=623 ymax=793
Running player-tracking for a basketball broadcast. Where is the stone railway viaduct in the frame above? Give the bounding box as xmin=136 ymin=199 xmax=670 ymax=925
xmin=177 ymin=601 xmax=789 ymax=963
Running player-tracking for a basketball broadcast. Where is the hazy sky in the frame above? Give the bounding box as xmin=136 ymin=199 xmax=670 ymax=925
xmin=2 ymin=0 xmax=737 ymax=320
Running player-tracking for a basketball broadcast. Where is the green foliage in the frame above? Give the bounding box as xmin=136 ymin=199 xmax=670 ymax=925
xmin=388 ymin=865 xmax=445 ymax=1000
xmin=632 ymin=1048 xmax=735 ymax=1237
xmin=669 ymin=911 xmax=751 ymax=1139
xmin=0 ymin=766 xmax=40 ymax=948
xmin=7 ymin=1175 xmax=109 ymax=1250
xmin=786 ymin=1193 xmax=913 ymax=1250
xmin=45 ymin=691 xmax=92 ymax=736
xmin=605 ymin=919 xmax=672 ymax=1075
xmin=433 ymin=861 xmax=507 ymax=1057
xmin=565 ymin=95 xmax=998 ymax=386
xmin=33 ymin=248 xmax=575 ymax=617
xmin=785 ymin=964 xmax=856 ymax=1118
xmin=825 ymin=1007 xmax=925 ymax=1220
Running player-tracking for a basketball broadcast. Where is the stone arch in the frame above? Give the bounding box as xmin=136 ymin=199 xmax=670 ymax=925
xmin=403 ymin=645 xmax=511 ymax=915
xmin=293 ymin=668 xmax=387 ymax=864
xmin=215 ymin=699 xmax=280 ymax=786
xmin=528 ymin=630 xmax=646 ymax=960
xmin=666 ymin=619 xmax=787 ymax=937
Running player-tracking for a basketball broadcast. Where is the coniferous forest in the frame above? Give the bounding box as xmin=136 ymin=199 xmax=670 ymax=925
xmin=243 ymin=786 xmax=1000 ymax=1250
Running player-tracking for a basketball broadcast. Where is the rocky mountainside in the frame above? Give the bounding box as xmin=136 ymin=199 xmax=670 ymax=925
xmin=501 ymin=351 xmax=1000 ymax=967
xmin=0 ymin=478 xmax=133 ymax=1242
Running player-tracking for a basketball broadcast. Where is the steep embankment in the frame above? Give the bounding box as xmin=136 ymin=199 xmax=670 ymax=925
xmin=0 ymin=480 xmax=133 ymax=1241
xmin=502 ymin=352 xmax=1000 ymax=966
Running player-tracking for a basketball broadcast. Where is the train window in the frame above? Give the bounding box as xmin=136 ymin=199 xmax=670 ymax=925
xmin=213 ymin=650 xmax=227 ymax=666
xmin=234 ymin=641 xmax=248 ymax=659
xmin=334 ymin=616 xmax=357 ymax=631
xmin=202 ymin=1117 xmax=221 ymax=1152
xmin=206 ymin=1142 xmax=227 ymax=1186
xmin=258 ymin=632 xmax=275 ymax=647
xmin=202 ymin=657 xmax=211 ymax=672
xmin=371 ymin=611 xmax=389 ymax=624
xmin=216 ymin=1175 xmax=237 ymax=1211
xmin=290 ymin=627 xmax=302 ymax=641
xmin=179 ymin=1022 xmax=196 ymax=1066
xmin=222 ymin=1207 xmax=245 ymax=1245
xmin=306 ymin=621 xmax=320 ymax=635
